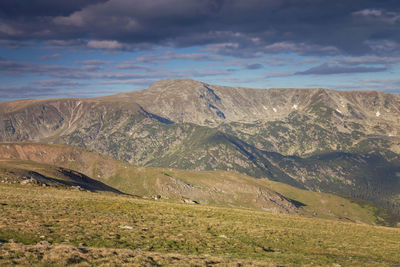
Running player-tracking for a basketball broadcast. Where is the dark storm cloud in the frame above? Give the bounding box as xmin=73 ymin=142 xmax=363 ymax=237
xmin=246 ymin=63 xmax=263 ymax=70
xmin=296 ymin=63 xmax=387 ymax=75
xmin=0 ymin=0 xmax=108 ymax=18
xmin=0 ymin=60 xmax=75 ymax=75
xmin=0 ymin=58 xmax=230 ymax=81
xmin=135 ymin=51 xmax=225 ymax=63
xmin=31 ymin=80 xmax=87 ymax=88
xmin=337 ymin=56 xmax=400 ymax=66
xmin=291 ymin=55 xmax=400 ymax=75
xmin=0 ymin=79 xmax=91 ymax=100
xmin=1 ymin=0 xmax=400 ymax=56
xmin=38 ymin=53 xmax=61 ymax=60
xmin=0 ymin=40 xmax=33 ymax=49
xmin=77 ymin=60 xmax=111 ymax=65
xmin=305 ymin=78 xmax=400 ymax=93
xmin=0 ymin=85 xmax=55 ymax=100
xmin=0 ymin=84 xmax=116 ymax=100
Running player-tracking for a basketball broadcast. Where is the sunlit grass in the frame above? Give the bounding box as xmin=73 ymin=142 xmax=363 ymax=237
xmin=1 ymin=184 xmax=399 ymax=266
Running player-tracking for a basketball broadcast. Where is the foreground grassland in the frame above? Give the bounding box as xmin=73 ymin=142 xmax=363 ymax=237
xmin=0 ymin=184 xmax=399 ymax=266
xmin=1 ymin=143 xmax=397 ymax=226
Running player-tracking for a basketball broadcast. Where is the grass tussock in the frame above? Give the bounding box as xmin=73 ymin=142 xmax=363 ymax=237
xmin=0 ymin=183 xmax=400 ymax=266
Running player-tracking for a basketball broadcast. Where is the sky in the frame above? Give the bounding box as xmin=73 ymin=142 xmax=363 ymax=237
xmin=1 ymin=0 xmax=400 ymax=101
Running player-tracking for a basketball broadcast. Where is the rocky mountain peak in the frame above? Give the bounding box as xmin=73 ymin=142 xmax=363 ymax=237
xmin=146 ymin=78 xmax=206 ymax=93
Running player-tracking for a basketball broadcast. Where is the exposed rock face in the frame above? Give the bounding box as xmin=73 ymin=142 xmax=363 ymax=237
xmin=2 ymin=79 xmax=399 ymax=157
xmin=0 ymin=78 xmax=400 ymax=214
xmin=111 ymin=79 xmax=400 ymax=127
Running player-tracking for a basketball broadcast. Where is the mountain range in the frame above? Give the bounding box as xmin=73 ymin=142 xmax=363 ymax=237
xmin=1 ymin=78 xmax=400 ymax=217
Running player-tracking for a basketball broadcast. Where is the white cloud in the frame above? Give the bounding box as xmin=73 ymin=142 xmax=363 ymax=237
xmin=353 ymin=9 xmax=400 ymax=24
xmin=87 ymin=40 xmax=129 ymax=50
xmin=0 ymin=24 xmax=23 ymax=36
xmin=53 ymin=12 xmax=85 ymax=26
xmin=353 ymin=9 xmax=382 ymax=17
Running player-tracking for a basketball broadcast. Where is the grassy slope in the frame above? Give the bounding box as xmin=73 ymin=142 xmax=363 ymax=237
xmin=109 ymin=166 xmax=395 ymax=225
xmin=0 ymin=184 xmax=399 ymax=266
xmin=0 ymin=143 xmax=397 ymax=226
xmin=262 ymin=180 xmax=399 ymax=226
xmin=0 ymin=159 xmax=122 ymax=194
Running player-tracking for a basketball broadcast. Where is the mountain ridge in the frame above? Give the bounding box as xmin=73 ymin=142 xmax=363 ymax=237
xmin=3 ymin=78 xmax=398 ymax=125
xmin=125 ymin=79 xmax=400 ymax=126
xmin=1 ymin=78 xmax=400 ymax=216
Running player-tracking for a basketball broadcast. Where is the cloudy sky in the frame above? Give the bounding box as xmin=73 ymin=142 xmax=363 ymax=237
xmin=1 ymin=0 xmax=400 ymax=101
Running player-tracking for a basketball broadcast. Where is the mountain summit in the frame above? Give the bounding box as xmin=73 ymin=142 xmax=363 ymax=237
xmin=122 ymin=78 xmax=400 ymax=126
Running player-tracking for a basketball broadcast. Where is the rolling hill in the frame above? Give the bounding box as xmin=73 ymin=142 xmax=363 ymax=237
xmin=0 ymin=142 xmax=397 ymax=226
xmin=0 ymin=158 xmax=122 ymax=194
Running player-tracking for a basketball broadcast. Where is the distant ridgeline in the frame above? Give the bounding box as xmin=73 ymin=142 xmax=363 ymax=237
xmin=1 ymin=78 xmax=400 ymax=216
